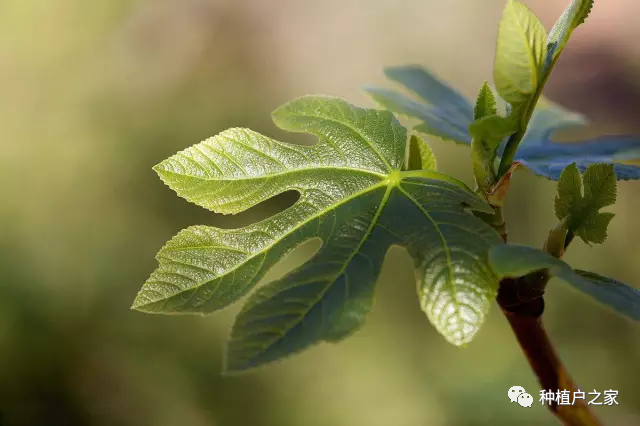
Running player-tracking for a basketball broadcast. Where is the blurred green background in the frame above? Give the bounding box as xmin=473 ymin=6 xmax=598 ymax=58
xmin=1 ymin=0 xmax=639 ymax=425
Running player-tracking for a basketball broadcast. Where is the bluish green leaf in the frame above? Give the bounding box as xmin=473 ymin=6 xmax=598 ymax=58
xmin=383 ymin=65 xmax=474 ymax=122
xmin=365 ymin=65 xmax=474 ymax=145
xmin=489 ymin=244 xmax=640 ymax=321
xmin=573 ymin=270 xmax=640 ymax=321
xmin=135 ymin=96 xmax=502 ymax=372
xmin=367 ymin=64 xmax=640 ymax=181
xmin=514 ymin=101 xmax=640 ymax=180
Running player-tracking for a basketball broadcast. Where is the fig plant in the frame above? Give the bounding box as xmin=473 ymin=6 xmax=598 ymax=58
xmin=133 ymin=0 xmax=639 ymax=424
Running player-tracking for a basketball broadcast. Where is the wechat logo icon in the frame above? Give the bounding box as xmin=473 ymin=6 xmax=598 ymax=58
xmin=509 ymin=386 xmax=533 ymax=407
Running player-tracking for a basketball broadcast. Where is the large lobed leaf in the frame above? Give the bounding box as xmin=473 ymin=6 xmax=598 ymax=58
xmin=366 ymin=66 xmax=640 ymax=181
xmin=134 ymin=96 xmax=503 ymax=372
xmin=489 ymin=244 xmax=640 ymax=321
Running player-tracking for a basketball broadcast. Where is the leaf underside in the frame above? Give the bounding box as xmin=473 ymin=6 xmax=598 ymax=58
xmin=366 ymin=65 xmax=640 ymax=180
xmin=134 ymin=96 xmax=502 ymax=373
xmin=489 ymin=244 xmax=640 ymax=321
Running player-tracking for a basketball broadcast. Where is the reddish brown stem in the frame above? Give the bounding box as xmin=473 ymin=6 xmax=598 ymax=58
xmin=498 ymin=278 xmax=602 ymax=426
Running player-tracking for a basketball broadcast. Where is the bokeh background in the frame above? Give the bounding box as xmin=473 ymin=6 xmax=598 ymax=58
xmin=1 ymin=0 xmax=639 ymax=425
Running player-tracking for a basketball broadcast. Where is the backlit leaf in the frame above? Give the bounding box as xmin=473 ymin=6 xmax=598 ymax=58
xmin=135 ymin=96 xmax=502 ymax=372
xmin=406 ymin=134 xmax=437 ymax=171
xmin=553 ymin=163 xmax=616 ymax=245
xmin=474 ymin=82 xmax=498 ymax=120
xmin=493 ymin=0 xmax=547 ymax=106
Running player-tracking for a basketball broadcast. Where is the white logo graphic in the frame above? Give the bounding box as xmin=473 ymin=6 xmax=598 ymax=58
xmin=508 ymin=385 xmax=526 ymax=403
xmin=518 ymin=392 xmax=533 ymax=407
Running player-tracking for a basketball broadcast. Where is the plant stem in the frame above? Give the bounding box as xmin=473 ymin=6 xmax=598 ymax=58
xmin=497 ymin=278 xmax=603 ymax=426
xmin=481 ymin=148 xmax=602 ymax=424
xmin=497 ymin=129 xmax=525 ymax=177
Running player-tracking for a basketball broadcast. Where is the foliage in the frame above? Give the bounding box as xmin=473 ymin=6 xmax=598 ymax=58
xmin=366 ymin=71 xmax=640 ymax=181
xmin=489 ymin=244 xmax=640 ymax=321
xmin=135 ymin=2 xmax=639 ymax=414
xmin=133 ymin=96 xmax=503 ymax=372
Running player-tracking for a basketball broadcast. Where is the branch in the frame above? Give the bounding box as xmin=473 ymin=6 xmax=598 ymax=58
xmin=481 ymin=187 xmax=602 ymax=425
xmin=497 ymin=277 xmax=603 ymax=426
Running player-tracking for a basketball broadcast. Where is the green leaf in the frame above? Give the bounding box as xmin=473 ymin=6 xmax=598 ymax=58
xmin=575 ymin=211 xmax=614 ymax=245
xmin=489 ymin=244 xmax=640 ymax=321
xmin=494 ymin=0 xmax=548 ymax=106
xmin=406 ymin=134 xmax=437 ymax=171
xmin=470 ymin=114 xmax=516 ymax=190
xmin=555 ymin=163 xmax=582 ymax=220
xmin=496 ymin=0 xmax=599 ymax=177
xmin=553 ymin=163 xmax=617 ymax=245
xmin=469 ymin=116 xmax=515 ymax=144
xmin=545 ymin=0 xmax=594 ymax=71
xmin=583 ymin=162 xmax=617 ymax=210
xmin=135 ymin=96 xmax=502 ymax=372
xmin=474 ymin=81 xmax=498 ymax=120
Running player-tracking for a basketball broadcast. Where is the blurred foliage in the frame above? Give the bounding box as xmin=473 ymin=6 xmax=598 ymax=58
xmin=0 ymin=0 xmax=638 ymax=425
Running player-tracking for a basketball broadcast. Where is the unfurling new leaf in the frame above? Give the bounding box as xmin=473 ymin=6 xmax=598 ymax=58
xmin=469 ymin=83 xmax=515 ymax=190
xmin=489 ymin=244 xmax=640 ymax=321
xmin=135 ymin=96 xmax=502 ymax=373
xmin=494 ymin=0 xmax=547 ymax=109
xmin=474 ymin=82 xmax=497 ymax=120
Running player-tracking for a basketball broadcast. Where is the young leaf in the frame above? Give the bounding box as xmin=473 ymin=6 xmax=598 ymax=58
xmin=554 ymin=163 xmax=616 ymax=245
xmin=406 ymin=134 xmax=437 ymax=171
xmin=470 ymin=115 xmax=516 ymax=190
xmin=134 ymin=96 xmax=503 ymax=372
xmin=493 ymin=0 xmax=547 ymax=107
xmin=469 ymin=115 xmax=515 ymax=143
xmin=474 ymin=81 xmax=498 ymax=120
xmin=489 ymin=244 xmax=640 ymax=321
xmin=545 ymin=0 xmax=594 ymax=72
xmin=555 ymin=163 xmax=582 ymax=220
xmin=470 ymin=83 xmax=514 ymax=190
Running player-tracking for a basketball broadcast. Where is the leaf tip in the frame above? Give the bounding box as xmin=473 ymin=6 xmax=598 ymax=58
xmin=130 ymin=291 xmax=165 ymax=314
xmin=130 ymin=297 xmax=151 ymax=313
